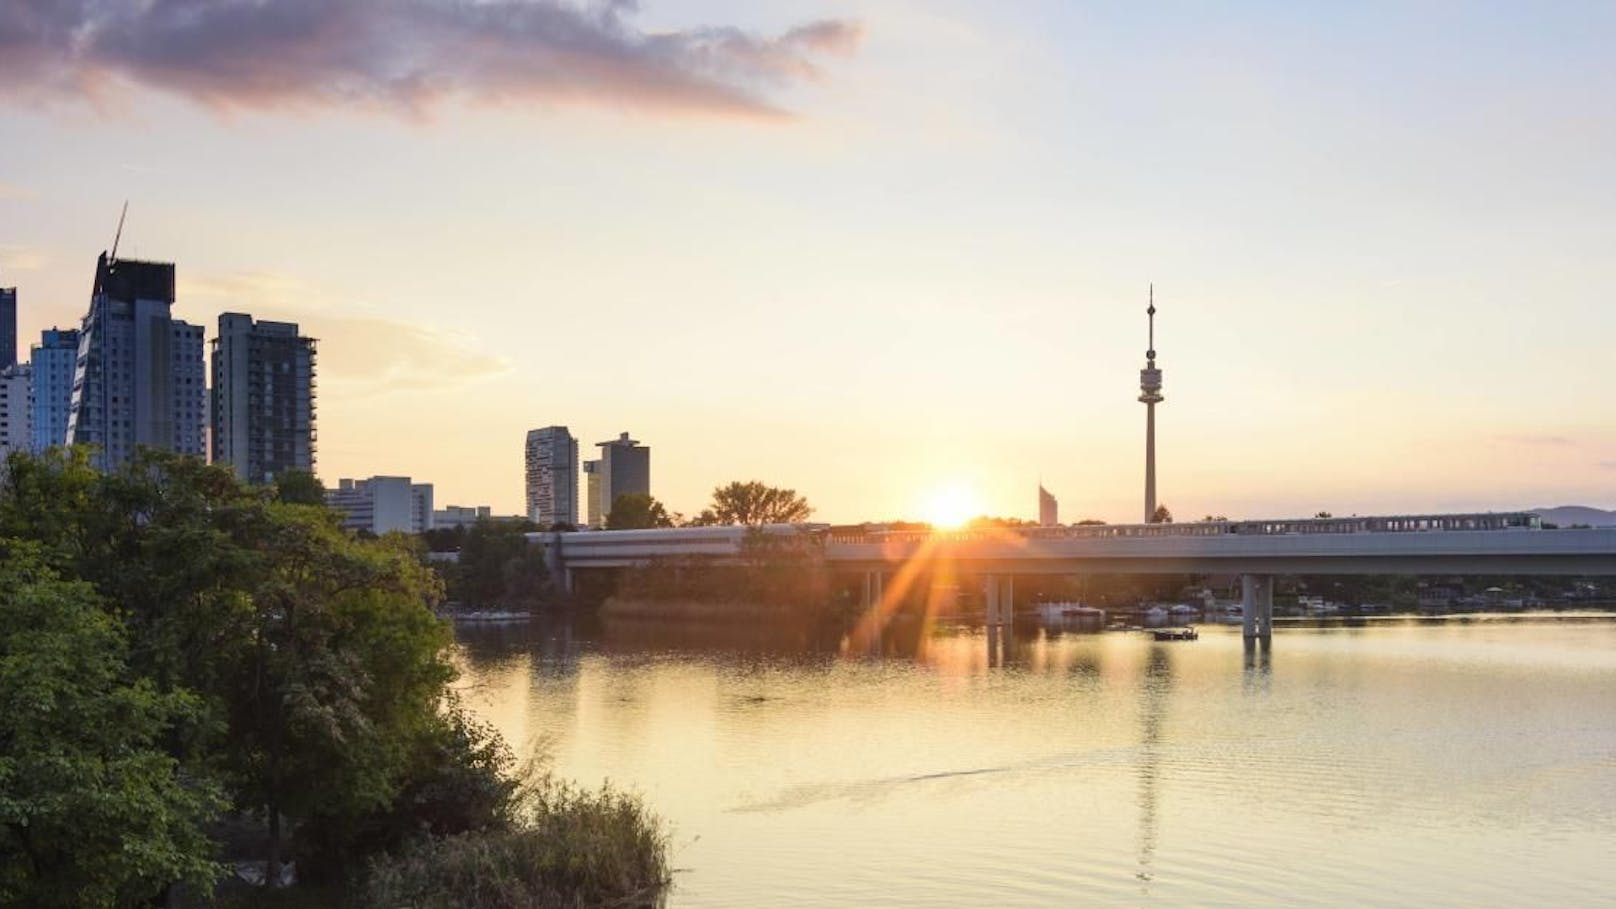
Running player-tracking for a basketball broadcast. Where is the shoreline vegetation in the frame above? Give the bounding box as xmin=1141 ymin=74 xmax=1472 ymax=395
xmin=0 ymin=449 xmax=669 ymax=909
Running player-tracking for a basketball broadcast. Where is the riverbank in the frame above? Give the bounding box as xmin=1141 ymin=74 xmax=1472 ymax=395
xmin=601 ymin=596 xmax=814 ymax=622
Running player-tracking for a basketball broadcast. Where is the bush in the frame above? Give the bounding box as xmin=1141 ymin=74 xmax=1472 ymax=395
xmin=357 ymin=774 xmax=670 ymax=909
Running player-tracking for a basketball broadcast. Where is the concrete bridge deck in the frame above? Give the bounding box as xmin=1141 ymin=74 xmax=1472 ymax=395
xmin=536 ymin=513 xmax=1616 ymax=577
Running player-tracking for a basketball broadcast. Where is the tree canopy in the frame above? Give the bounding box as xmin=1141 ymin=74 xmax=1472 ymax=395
xmin=0 ymin=549 xmax=221 ymax=908
xmin=274 ymin=469 xmax=326 ymax=505
xmin=1151 ymin=504 xmax=1174 ymax=524
xmin=692 ymin=481 xmax=812 ymax=526
xmin=0 ymin=448 xmax=511 ymax=896
xmin=606 ymin=493 xmax=675 ymax=530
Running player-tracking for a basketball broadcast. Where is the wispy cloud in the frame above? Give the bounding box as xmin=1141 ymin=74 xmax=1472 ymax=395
xmin=180 ymin=270 xmax=510 ymax=396
xmin=1599 ymin=460 xmax=1616 ymax=471
xmin=0 ymin=0 xmax=862 ymax=118
xmin=0 ymin=244 xmax=49 ymax=271
xmin=1494 ymin=433 xmax=1577 ymax=447
xmin=0 ymin=181 xmax=31 ymax=199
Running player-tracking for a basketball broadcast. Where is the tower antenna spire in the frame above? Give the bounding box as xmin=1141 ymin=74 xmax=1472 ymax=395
xmin=1147 ymin=282 xmax=1156 ymax=359
xmin=109 ymin=201 xmax=128 ymax=262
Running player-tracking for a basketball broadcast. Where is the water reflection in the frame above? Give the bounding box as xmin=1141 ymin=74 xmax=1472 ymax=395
xmin=450 ymin=614 xmax=1616 ymax=909
xmin=1135 ymin=646 xmax=1171 ymax=895
xmin=1242 ymin=636 xmax=1272 ymax=690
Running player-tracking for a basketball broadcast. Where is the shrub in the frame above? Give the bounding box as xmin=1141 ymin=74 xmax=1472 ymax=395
xmin=357 ymin=774 xmax=670 ymax=909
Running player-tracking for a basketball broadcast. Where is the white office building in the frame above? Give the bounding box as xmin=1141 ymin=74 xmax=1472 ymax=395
xmin=326 ymin=476 xmax=435 ymax=534
xmin=0 ymin=364 xmax=31 ymax=468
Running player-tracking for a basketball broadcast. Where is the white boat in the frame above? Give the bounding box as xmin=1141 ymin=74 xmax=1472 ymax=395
xmin=1035 ymin=602 xmax=1106 ymax=625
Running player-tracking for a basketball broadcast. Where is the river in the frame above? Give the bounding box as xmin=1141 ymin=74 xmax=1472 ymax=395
xmin=452 ymin=614 xmax=1616 ymax=908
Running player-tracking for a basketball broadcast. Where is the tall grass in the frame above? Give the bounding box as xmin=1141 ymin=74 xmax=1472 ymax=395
xmin=356 ymin=772 xmax=670 ymax=909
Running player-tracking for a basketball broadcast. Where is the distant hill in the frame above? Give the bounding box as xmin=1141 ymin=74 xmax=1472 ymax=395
xmin=1528 ymin=506 xmax=1616 ymax=527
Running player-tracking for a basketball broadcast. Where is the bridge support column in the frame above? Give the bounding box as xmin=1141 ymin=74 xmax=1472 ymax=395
xmin=1241 ymin=574 xmax=1274 ymax=642
xmin=862 ymin=570 xmax=885 ymax=610
xmin=981 ymin=575 xmax=1015 ymax=626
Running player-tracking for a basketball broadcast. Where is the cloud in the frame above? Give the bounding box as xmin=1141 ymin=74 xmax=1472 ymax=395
xmin=1494 ymin=433 xmax=1576 ymax=447
xmin=179 ymin=270 xmax=510 ymax=396
xmin=1600 ymin=461 xmax=1616 ymax=471
xmin=0 ymin=181 xmax=32 ymax=199
xmin=0 ymin=0 xmax=862 ymax=117
xmin=0 ymin=244 xmax=49 ymax=271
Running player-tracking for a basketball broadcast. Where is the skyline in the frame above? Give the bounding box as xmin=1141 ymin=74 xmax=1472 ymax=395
xmin=3 ymin=1 xmax=1615 ymax=523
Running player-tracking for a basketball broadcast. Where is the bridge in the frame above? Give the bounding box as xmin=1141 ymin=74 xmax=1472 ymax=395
xmin=533 ymin=512 xmax=1616 ymax=642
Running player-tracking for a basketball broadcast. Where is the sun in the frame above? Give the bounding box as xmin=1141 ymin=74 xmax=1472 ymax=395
xmin=922 ymin=483 xmax=980 ymax=530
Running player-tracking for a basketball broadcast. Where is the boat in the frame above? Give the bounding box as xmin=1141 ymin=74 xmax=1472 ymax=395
xmin=443 ymin=609 xmax=531 ymax=622
xmin=1152 ymin=626 xmax=1198 ymax=641
xmin=1034 ymin=602 xmax=1107 ymax=627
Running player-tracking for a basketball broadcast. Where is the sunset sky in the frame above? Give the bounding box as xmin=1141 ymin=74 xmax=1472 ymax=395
xmin=2 ymin=0 xmax=1613 ymax=523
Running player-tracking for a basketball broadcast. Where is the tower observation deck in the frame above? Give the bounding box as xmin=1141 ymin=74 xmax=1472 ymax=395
xmin=1139 ymin=287 xmax=1163 ymax=523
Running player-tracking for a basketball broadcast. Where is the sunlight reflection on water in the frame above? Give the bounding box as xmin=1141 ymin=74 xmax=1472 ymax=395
xmin=453 ymin=615 xmax=1616 ymax=908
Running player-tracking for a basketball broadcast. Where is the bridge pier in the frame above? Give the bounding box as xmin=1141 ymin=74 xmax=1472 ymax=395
xmin=1240 ymin=574 xmax=1274 ymax=642
xmin=981 ymin=575 xmax=1014 ymax=626
xmin=862 ymin=570 xmax=885 ymax=610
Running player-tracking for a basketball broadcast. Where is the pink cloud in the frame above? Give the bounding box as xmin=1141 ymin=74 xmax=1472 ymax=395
xmin=0 ymin=0 xmax=862 ymax=117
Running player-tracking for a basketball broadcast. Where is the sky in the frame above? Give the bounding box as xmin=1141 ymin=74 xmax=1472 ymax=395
xmin=2 ymin=0 xmax=1613 ymax=524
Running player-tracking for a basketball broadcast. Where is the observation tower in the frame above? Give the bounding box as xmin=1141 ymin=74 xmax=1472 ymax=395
xmin=1139 ymin=287 xmax=1164 ymax=523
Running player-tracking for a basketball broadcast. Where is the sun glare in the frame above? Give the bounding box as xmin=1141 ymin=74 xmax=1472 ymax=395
xmin=922 ymin=484 xmax=980 ymax=530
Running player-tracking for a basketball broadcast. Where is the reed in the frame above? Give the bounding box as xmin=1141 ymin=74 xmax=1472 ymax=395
xmin=356 ymin=772 xmax=670 ymax=909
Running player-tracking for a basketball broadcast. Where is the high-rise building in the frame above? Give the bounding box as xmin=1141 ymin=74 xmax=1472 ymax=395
xmin=66 ymin=254 xmax=206 ymax=469
xmin=1138 ymin=287 xmax=1164 ymax=523
xmin=0 ymin=281 xmax=16 ymax=370
xmin=211 ymin=312 xmax=316 ymax=484
xmin=0 ymin=364 xmax=31 ymax=466
xmin=583 ymin=459 xmax=604 ymax=528
xmin=525 ymin=426 xmax=578 ymax=528
xmin=1039 ymin=484 xmax=1059 ymax=526
xmin=326 ymin=476 xmax=435 ymax=535
xmin=29 ymin=328 xmax=79 ymax=452
xmin=595 ymin=432 xmax=650 ymax=521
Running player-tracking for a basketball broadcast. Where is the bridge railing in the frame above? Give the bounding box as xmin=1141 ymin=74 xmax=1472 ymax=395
xmin=826 ymin=512 xmax=1541 ymax=546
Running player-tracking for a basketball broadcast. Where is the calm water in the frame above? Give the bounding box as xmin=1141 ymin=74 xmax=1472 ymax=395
xmin=453 ymin=616 xmax=1616 ymax=908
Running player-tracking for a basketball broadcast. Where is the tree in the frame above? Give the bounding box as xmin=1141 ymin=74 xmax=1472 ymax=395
xmin=695 ymin=481 xmax=812 ymax=526
xmin=1151 ymin=504 xmax=1174 ymax=524
xmin=1315 ymin=511 xmax=1333 ymax=519
xmin=0 ymin=450 xmax=534 ymax=891
xmin=606 ymin=493 xmax=674 ymax=530
xmin=0 ymin=550 xmax=222 ymax=908
xmin=445 ymin=519 xmax=550 ymax=610
xmin=274 ymin=469 xmax=327 ymax=506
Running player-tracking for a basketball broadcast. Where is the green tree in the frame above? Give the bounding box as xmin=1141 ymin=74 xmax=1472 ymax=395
xmin=694 ymin=481 xmax=812 ymax=526
xmin=0 ymin=549 xmax=222 ymax=908
xmin=0 ymin=450 xmax=542 ymax=890
xmin=222 ymin=512 xmax=453 ymax=882
xmin=606 ymin=493 xmax=675 ymax=530
xmin=274 ymin=469 xmax=326 ymax=505
xmin=1151 ymin=504 xmax=1174 ymax=524
xmin=446 ymin=519 xmax=548 ymax=609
